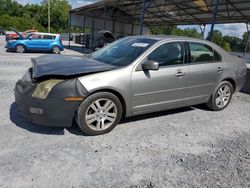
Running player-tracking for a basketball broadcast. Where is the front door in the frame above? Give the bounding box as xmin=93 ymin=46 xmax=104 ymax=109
xmin=131 ymin=42 xmax=188 ymax=115
xmin=26 ymin=33 xmax=43 ymax=50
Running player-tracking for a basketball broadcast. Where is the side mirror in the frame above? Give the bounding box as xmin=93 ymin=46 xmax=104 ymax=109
xmin=142 ymin=60 xmax=159 ymax=71
xmin=29 ymin=36 xmax=32 ymax=40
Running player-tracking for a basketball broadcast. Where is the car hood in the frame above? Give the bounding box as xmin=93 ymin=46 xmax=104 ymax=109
xmin=11 ymin=29 xmax=24 ymax=39
xmin=31 ymin=55 xmax=117 ymax=80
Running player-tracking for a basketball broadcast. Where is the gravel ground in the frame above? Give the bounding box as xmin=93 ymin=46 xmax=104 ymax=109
xmin=0 ymin=36 xmax=250 ymax=188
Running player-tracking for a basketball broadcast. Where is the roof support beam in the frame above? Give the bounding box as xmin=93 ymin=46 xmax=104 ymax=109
xmin=140 ymin=0 xmax=146 ymax=35
xmin=208 ymin=0 xmax=220 ymax=41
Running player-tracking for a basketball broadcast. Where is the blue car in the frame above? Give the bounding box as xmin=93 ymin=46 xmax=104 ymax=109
xmin=6 ymin=31 xmax=64 ymax=54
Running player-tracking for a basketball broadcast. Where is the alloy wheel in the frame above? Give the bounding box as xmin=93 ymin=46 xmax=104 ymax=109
xmin=16 ymin=45 xmax=25 ymax=53
xmin=52 ymin=46 xmax=60 ymax=54
xmin=85 ymin=98 xmax=118 ymax=131
xmin=215 ymin=85 xmax=231 ymax=108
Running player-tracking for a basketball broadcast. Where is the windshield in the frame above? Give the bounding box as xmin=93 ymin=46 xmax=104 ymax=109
xmin=88 ymin=37 xmax=157 ymax=66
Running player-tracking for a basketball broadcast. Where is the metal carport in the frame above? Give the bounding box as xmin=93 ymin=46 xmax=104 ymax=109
xmin=69 ymin=0 xmax=250 ymax=47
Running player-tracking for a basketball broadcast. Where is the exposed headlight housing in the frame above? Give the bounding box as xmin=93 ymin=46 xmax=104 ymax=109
xmin=32 ymin=79 xmax=64 ymax=99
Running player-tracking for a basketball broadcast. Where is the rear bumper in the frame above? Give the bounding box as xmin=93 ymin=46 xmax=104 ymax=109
xmin=235 ymin=73 xmax=247 ymax=92
xmin=15 ymin=88 xmax=81 ymax=127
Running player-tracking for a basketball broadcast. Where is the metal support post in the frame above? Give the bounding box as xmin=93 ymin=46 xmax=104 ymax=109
xmin=200 ymin=24 xmax=206 ymax=39
xmin=68 ymin=13 xmax=71 ymax=47
xmin=103 ymin=7 xmax=107 ymax=30
xmin=140 ymin=0 xmax=146 ymax=35
xmin=243 ymin=23 xmax=249 ymax=58
xmin=82 ymin=16 xmax=86 ymax=33
xmin=208 ymin=0 xmax=220 ymax=41
xmin=91 ymin=17 xmax=95 ymax=46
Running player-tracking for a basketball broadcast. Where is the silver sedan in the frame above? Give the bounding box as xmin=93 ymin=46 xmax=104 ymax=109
xmin=15 ymin=36 xmax=247 ymax=135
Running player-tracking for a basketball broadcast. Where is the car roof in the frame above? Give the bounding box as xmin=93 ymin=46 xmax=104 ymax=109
xmin=125 ymin=35 xmax=222 ymax=49
xmin=32 ymin=32 xmax=59 ymax=36
xmin=127 ymin=35 xmax=206 ymax=42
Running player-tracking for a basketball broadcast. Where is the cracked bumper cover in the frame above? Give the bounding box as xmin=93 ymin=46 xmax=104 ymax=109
xmin=14 ymin=78 xmax=88 ymax=127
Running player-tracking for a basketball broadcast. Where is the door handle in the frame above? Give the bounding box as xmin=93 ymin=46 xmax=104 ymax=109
xmin=217 ymin=67 xmax=222 ymax=72
xmin=176 ymin=71 xmax=185 ymax=77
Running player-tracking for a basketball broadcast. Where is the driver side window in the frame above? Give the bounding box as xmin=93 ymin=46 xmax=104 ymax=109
xmin=148 ymin=42 xmax=184 ymax=67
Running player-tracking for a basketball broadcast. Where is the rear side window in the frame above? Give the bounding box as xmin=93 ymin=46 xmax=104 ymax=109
xmin=43 ymin=35 xmax=55 ymax=40
xmin=189 ymin=42 xmax=221 ymax=63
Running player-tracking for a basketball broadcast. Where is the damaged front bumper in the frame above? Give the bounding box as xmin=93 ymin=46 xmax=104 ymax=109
xmin=14 ymin=78 xmax=88 ymax=127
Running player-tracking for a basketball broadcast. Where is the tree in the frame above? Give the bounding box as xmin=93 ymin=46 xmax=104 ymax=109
xmin=222 ymin=41 xmax=231 ymax=51
xmin=149 ymin=26 xmax=203 ymax=39
xmin=149 ymin=25 xmax=176 ymax=35
xmin=241 ymin=31 xmax=250 ymax=52
xmin=0 ymin=0 xmax=23 ymax=17
xmin=223 ymin=35 xmax=242 ymax=52
xmin=39 ymin=0 xmax=71 ymax=32
xmin=0 ymin=14 xmax=46 ymax=31
xmin=0 ymin=0 xmax=71 ymax=32
xmin=207 ymin=30 xmax=223 ymax=46
xmin=171 ymin=28 xmax=202 ymax=39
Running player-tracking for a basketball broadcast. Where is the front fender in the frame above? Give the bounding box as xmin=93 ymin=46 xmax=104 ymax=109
xmin=13 ymin=41 xmax=27 ymax=49
xmin=77 ymin=67 xmax=133 ymax=117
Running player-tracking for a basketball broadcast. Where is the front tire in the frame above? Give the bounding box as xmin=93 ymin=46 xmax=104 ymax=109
xmin=51 ymin=46 xmax=61 ymax=54
xmin=76 ymin=92 xmax=122 ymax=135
xmin=206 ymin=81 xmax=233 ymax=111
xmin=15 ymin=44 xmax=25 ymax=53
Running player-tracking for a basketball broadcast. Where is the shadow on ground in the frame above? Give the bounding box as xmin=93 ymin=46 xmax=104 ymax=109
xmin=64 ymin=45 xmax=93 ymax=54
xmin=121 ymin=106 xmax=195 ymax=124
xmin=5 ymin=49 xmax=52 ymax=54
xmin=9 ymin=70 xmax=249 ymax=135
xmin=240 ymin=69 xmax=250 ymax=94
xmin=10 ymin=102 xmax=195 ymax=135
xmin=10 ymin=103 xmax=65 ymax=135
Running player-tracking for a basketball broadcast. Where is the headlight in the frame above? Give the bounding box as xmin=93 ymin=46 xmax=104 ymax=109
xmin=32 ymin=79 xmax=64 ymax=99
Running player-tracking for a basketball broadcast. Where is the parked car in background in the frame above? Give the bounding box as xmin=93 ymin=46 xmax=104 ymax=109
xmin=0 ymin=27 xmax=6 ymax=35
xmin=14 ymin=36 xmax=247 ymax=135
xmin=6 ymin=31 xmax=64 ymax=53
xmin=94 ymin=30 xmax=116 ymax=48
xmin=6 ymin=29 xmax=37 ymax=40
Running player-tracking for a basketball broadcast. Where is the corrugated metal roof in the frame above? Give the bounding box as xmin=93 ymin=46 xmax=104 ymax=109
xmin=70 ymin=0 xmax=250 ymax=25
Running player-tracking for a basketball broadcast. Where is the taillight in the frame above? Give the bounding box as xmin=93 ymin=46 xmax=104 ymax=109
xmin=60 ymin=36 xmax=62 ymax=44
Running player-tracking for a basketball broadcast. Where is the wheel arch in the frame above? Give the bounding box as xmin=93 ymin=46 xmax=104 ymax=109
xmin=89 ymin=88 xmax=127 ymax=119
xmin=51 ymin=44 xmax=63 ymax=50
xmin=221 ymin=78 xmax=236 ymax=92
xmin=14 ymin=42 xmax=26 ymax=49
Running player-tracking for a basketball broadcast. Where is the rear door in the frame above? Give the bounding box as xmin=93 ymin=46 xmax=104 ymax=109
xmin=185 ymin=42 xmax=225 ymax=102
xmin=40 ymin=34 xmax=55 ymax=50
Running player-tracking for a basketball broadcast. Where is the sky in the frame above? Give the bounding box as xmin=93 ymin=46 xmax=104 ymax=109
xmin=16 ymin=0 xmax=97 ymax=9
xmin=178 ymin=23 xmax=248 ymax=39
xmin=16 ymin=0 xmax=248 ymax=38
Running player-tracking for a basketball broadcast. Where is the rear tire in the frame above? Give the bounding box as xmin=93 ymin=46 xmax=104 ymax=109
xmin=206 ymin=81 xmax=233 ymax=111
xmin=76 ymin=92 xmax=122 ymax=136
xmin=15 ymin=44 xmax=25 ymax=53
xmin=51 ymin=46 xmax=61 ymax=54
